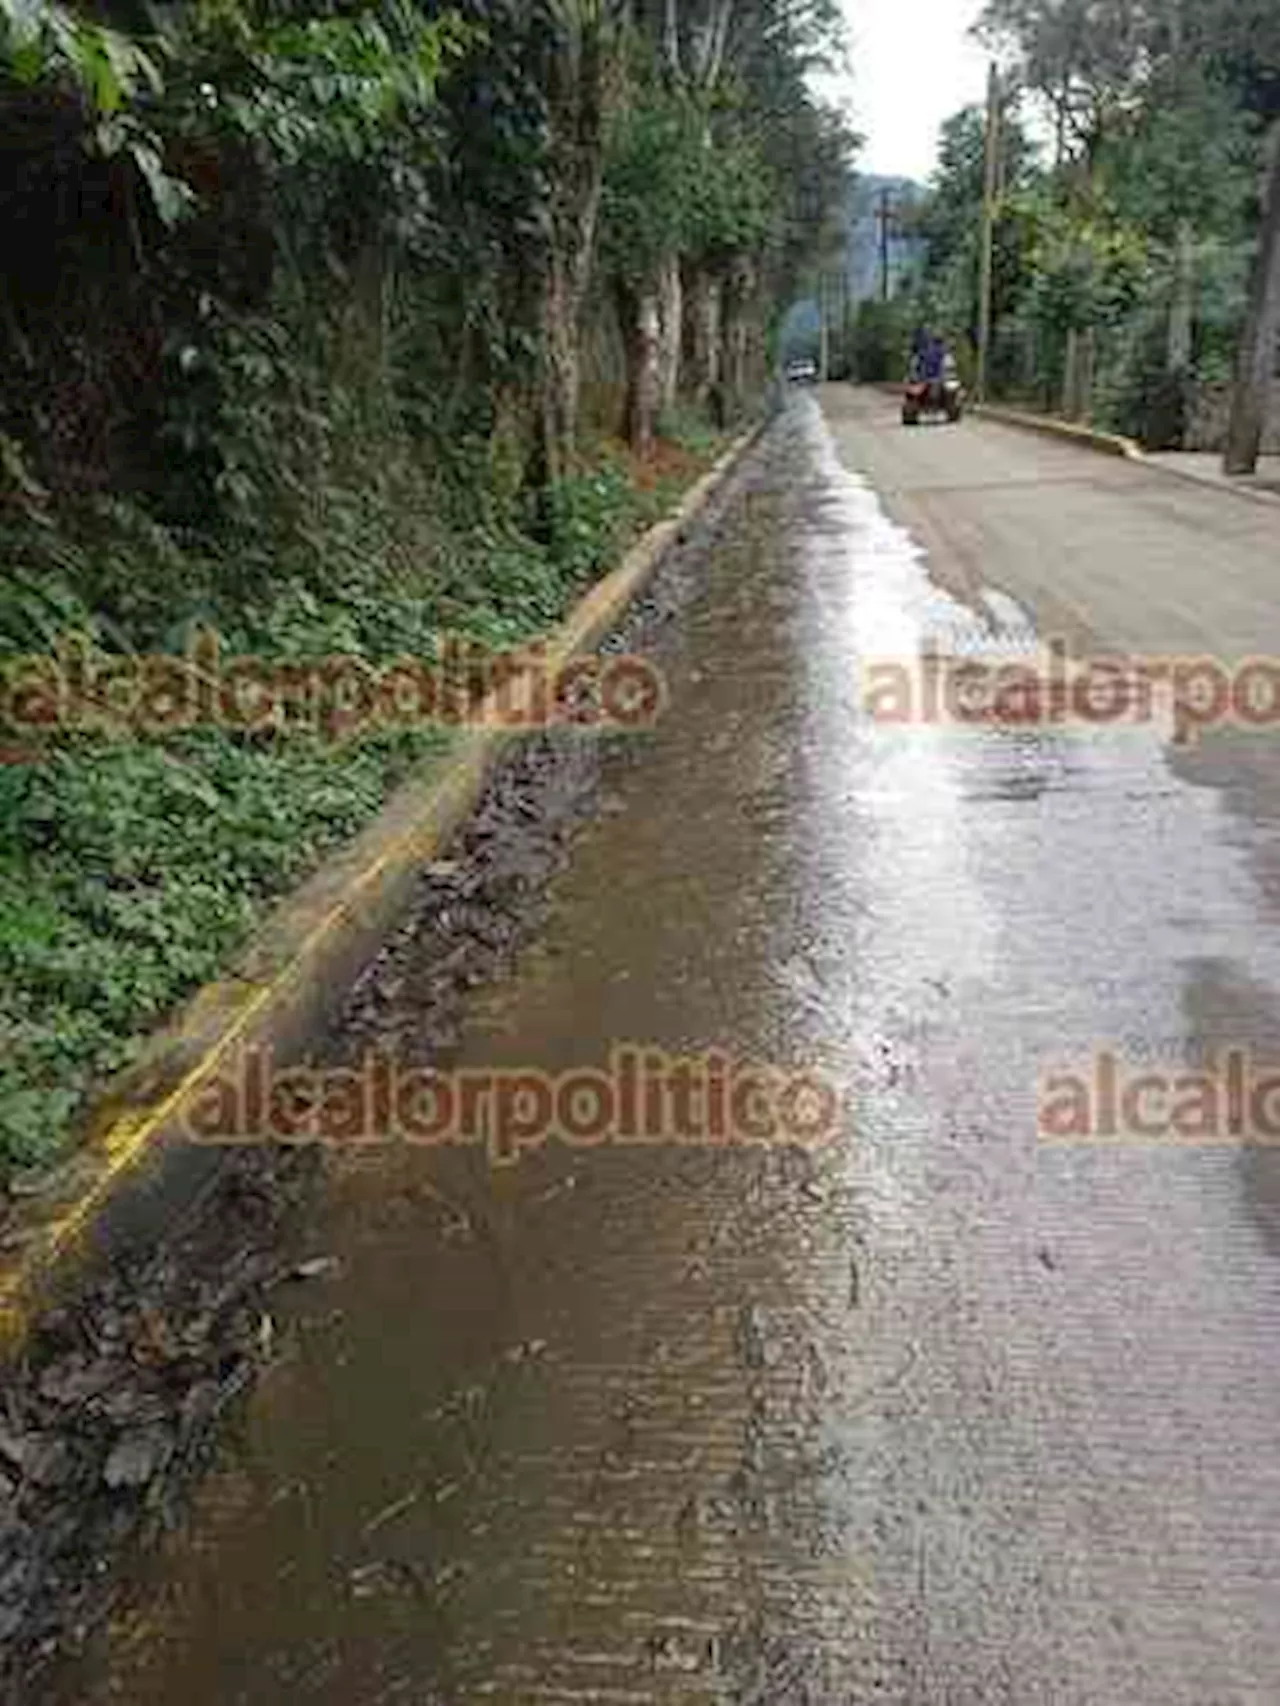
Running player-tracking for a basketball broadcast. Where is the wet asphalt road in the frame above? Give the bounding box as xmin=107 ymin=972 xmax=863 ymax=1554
xmin=53 ymin=388 xmax=1280 ymax=1702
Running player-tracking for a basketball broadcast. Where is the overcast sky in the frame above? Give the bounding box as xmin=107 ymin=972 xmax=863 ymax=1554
xmin=816 ymin=0 xmax=992 ymax=184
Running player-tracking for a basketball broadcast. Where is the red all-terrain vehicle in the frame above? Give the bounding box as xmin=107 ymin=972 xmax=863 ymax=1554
xmin=902 ymin=356 xmax=965 ymax=426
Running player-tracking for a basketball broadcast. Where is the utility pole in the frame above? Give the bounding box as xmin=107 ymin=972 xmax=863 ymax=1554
xmin=818 ymin=271 xmax=830 ymax=383
xmin=838 ymin=266 xmax=849 ymax=375
xmin=878 ymin=188 xmax=893 ymax=302
xmin=1166 ymin=0 xmax=1194 ymax=380
xmin=976 ymin=61 xmax=1001 ymax=404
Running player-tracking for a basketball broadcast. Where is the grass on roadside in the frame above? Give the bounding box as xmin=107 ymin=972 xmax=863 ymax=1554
xmin=0 ymin=432 xmax=725 ymax=1176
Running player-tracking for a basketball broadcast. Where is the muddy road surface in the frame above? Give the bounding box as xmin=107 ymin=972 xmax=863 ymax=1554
xmin=39 ymin=391 xmax=1280 ymax=1703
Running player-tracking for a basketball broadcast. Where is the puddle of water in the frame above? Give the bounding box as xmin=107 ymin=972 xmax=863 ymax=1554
xmin=45 ymin=398 xmax=1280 ymax=1706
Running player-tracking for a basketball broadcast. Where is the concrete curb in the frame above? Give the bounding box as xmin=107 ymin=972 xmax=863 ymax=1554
xmin=970 ymin=401 xmax=1142 ymax=461
xmin=1131 ymin=455 xmax=1280 ymax=512
xmin=0 ymin=425 xmax=763 ymax=1347
xmin=864 ymin=384 xmax=1139 ymax=458
xmin=973 ymin=399 xmax=1280 ymax=511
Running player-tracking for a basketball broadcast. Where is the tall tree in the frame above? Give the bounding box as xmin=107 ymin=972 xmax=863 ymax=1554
xmin=603 ymin=0 xmax=851 ymax=450
xmin=1208 ymin=0 xmax=1280 ymax=472
xmin=1225 ymin=134 xmax=1280 ymax=474
xmin=601 ymin=81 xmax=702 ymax=452
xmin=529 ymin=0 xmax=627 ymax=489
xmin=979 ymin=0 xmax=1280 ymax=461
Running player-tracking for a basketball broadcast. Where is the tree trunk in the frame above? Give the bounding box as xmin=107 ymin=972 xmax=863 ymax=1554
xmin=618 ymin=279 xmax=662 ymax=457
xmin=1078 ymin=325 xmax=1096 ymax=421
xmin=531 ymin=8 xmax=613 ymax=497
xmin=1225 ymin=131 xmax=1280 ymax=476
xmin=719 ymin=254 xmax=755 ymax=421
xmin=1061 ymin=326 xmax=1096 ymax=421
xmin=538 ymin=256 xmax=582 ymax=489
xmin=531 ymin=209 xmax=602 ymax=496
xmin=681 ymin=261 xmax=721 ymax=408
xmin=1167 ymin=219 xmax=1195 ymax=375
xmin=1061 ymin=327 xmax=1081 ymax=419
xmin=1021 ymin=321 xmax=1037 ymax=400
xmin=655 ymin=253 xmax=682 ymax=418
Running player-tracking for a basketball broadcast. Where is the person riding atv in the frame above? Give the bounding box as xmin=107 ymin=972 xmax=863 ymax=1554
xmin=902 ymin=335 xmax=964 ymax=426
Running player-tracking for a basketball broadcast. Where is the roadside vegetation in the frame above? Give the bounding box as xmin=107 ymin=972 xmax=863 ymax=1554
xmin=0 ymin=0 xmax=855 ymax=1172
xmin=848 ymin=0 xmax=1280 ymax=460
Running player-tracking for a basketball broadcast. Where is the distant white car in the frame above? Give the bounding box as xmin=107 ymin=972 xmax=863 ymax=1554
xmin=786 ymin=358 xmax=818 ymax=384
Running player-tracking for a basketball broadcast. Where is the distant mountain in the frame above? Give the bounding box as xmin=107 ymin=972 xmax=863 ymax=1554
xmin=845 ymin=174 xmax=927 ymax=304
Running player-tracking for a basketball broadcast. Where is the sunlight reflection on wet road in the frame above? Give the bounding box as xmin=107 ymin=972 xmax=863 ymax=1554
xmin=55 ymin=392 xmax=1280 ymax=1706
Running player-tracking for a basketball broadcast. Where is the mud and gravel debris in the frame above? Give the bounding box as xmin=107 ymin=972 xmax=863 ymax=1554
xmin=0 ymin=1148 xmax=317 ymax=1685
xmin=0 ymin=435 xmax=765 ymax=1693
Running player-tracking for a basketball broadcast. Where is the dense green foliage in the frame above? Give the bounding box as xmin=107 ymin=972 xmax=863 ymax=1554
xmin=0 ymin=0 xmax=855 ymax=1168
xmin=890 ymin=0 xmax=1280 ymax=446
xmin=0 ymin=446 xmax=699 ymax=1166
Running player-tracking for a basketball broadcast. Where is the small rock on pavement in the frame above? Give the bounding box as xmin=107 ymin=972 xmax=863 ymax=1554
xmin=0 ymin=1432 xmax=73 ymax=1489
xmin=502 ymin=1339 xmax=548 ymax=1364
xmin=103 ymin=1425 xmax=175 ymax=1492
xmin=736 ymin=1304 xmax=767 ymax=1371
xmin=288 ymin=1256 xmax=341 ymax=1283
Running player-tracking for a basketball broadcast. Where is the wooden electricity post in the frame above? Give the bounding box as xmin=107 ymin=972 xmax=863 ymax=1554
xmin=818 ymin=271 xmax=829 ymax=382
xmin=976 ymin=62 xmax=1001 ymax=404
xmin=878 ymin=188 xmax=893 ymax=302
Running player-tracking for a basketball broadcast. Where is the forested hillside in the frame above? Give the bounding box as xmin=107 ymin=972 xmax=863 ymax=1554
xmin=0 ymin=0 xmax=855 ymax=1168
xmin=857 ymin=0 xmax=1280 ymax=458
